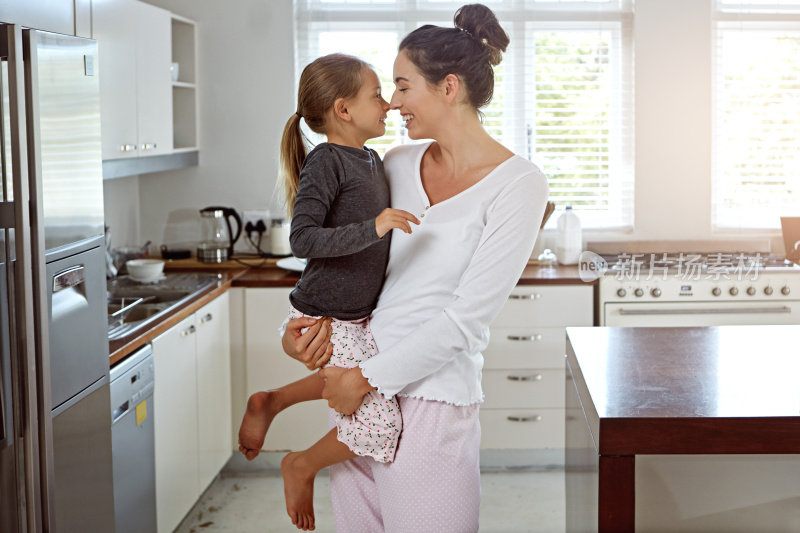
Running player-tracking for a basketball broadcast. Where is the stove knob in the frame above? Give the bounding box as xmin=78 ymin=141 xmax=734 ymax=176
xmin=651 ymin=288 xmax=662 ymax=298
xmin=782 ymin=286 xmax=791 ymax=296
xmin=729 ymin=287 xmax=739 ymax=296
xmin=712 ymin=287 xmax=721 ymax=296
xmin=617 ymin=288 xmax=627 ymax=298
xmin=634 ymin=288 xmax=644 ymax=297
xmin=764 ymin=286 xmax=773 ymax=296
xmin=746 ymin=286 xmax=756 ymax=296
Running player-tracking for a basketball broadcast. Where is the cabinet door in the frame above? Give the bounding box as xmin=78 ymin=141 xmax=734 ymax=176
xmin=195 ymin=292 xmax=232 ymax=492
xmin=135 ymin=1 xmax=173 ymax=156
xmin=94 ymin=0 xmax=138 ymax=160
xmin=244 ymin=289 xmax=329 ymax=451
xmin=152 ymin=315 xmax=199 ymax=533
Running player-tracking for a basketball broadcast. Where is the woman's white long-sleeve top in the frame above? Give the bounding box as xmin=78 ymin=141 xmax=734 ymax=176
xmin=360 ymin=141 xmax=549 ymax=406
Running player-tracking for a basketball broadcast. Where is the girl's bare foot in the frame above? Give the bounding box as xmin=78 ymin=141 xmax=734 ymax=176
xmin=238 ymin=391 xmax=280 ymax=460
xmin=281 ymin=452 xmax=316 ymax=531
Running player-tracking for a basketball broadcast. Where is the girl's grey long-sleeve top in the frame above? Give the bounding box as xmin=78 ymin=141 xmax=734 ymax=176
xmin=288 ymin=142 xmax=390 ymax=320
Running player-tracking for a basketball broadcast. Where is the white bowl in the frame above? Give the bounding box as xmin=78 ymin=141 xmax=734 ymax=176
xmin=126 ymin=259 xmax=165 ymax=281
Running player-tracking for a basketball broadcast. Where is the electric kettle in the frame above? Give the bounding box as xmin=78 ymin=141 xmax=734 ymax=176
xmin=197 ymin=206 xmax=242 ymax=263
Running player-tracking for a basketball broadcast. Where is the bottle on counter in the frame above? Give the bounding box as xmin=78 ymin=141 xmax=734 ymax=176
xmin=556 ymin=206 xmax=582 ymax=265
xmin=269 ymin=218 xmax=292 ymax=256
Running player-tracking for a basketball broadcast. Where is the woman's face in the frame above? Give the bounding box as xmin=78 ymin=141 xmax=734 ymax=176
xmin=390 ymin=51 xmax=442 ymax=140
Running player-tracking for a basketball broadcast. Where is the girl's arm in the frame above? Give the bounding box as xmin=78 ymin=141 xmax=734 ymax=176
xmin=354 ymin=170 xmax=549 ymax=398
xmin=290 ymin=152 xmax=381 ymax=258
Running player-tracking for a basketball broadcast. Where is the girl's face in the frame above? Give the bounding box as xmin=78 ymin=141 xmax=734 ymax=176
xmin=346 ymin=67 xmax=390 ymax=142
xmin=390 ymin=51 xmax=442 ymax=140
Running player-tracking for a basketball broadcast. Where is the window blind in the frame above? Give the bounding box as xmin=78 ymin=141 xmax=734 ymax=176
xmin=712 ymin=1 xmax=800 ymax=229
xmin=295 ymin=0 xmax=634 ymax=229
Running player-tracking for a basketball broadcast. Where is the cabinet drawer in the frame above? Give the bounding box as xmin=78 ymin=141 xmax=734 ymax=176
xmin=484 ymin=327 xmax=566 ymax=369
xmin=482 ymin=369 xmax=564 ymax=409
xmin=493 ymin=285 xmax=593 ymax=328
xmin=479 ymin=408 xmax=564 ymax=449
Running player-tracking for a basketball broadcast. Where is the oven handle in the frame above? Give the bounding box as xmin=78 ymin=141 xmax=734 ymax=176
xmin=617 ymin=306 xmax=792 ymax=316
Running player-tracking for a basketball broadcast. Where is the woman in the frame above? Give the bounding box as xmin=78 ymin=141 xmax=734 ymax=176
xmin=283 ymin=4 xmax=548 ymax=531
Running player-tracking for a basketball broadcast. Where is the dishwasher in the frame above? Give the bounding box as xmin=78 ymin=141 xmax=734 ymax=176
xmin=110 ymin=344 xmax=156 ymax=533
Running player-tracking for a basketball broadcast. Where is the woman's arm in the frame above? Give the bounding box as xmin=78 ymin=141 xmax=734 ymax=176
xmin=356 ymin=170 xmax=549 ymax=398
xmin=282 ymin=316 xmax=334 ymax=370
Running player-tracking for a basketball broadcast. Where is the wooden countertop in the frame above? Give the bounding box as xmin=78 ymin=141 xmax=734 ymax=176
xmin=161 ymin=257 xmax=594 ymax=287
xmin=108 ymin=259 xmax=594 ymax=364
xmin=566 ymin=325 xmax=800 ymax=455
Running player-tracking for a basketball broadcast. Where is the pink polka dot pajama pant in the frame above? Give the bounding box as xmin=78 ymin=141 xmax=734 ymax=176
xmin=329 ymin=397 xmax=482 ymax=533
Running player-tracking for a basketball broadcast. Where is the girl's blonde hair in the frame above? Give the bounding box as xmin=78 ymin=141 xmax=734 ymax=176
xmin=279 ymin=53 xmax=370 ymax=217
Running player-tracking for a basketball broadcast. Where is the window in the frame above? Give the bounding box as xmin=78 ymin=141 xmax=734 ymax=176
xmin=294 ymin=0 xmax=634 ymax=229
xmin=712 ymin=1 xmax=800 ymax=229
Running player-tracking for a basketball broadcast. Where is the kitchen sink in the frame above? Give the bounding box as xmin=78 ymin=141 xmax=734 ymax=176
xmin=107 ymin=273 xmax=220 ymax=341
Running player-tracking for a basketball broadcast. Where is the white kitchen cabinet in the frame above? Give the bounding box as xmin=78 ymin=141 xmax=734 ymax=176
xmin=481 ymin=284 xmax=593 ymax=455
xmin=243 ymin=288 xmax=328 ymax=452
xmin=93 ymin=0 xmax=173 ymax=161
xmin=152 ymin=292 xmax=231 ymax=533
xmin=195 ymin=293 xmax=232 ymax=491
xmin=152 ymin=314 xmax=198 ymax=533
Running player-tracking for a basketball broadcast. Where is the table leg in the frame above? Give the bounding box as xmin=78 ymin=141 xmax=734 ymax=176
xmin=598 ymin=455 xmax=635 ymax=532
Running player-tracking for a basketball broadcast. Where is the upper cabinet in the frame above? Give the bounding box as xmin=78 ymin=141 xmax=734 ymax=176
xmin=93 ymin=0 xmax=198 ymax=178
xmin=94 ymin=0 xmax=172 ymax=160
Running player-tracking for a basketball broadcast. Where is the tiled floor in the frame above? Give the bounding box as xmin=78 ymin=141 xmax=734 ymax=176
xmin=176 ymin=461 xmax=565 ymax=533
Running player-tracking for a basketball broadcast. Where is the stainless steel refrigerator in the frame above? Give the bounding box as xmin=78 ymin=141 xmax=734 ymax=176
xmin=1 ymin=25 xmax=114 ymax=531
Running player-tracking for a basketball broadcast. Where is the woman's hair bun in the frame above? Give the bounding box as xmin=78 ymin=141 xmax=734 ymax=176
xmin=454 ymin=3 xmax=509 ymax=66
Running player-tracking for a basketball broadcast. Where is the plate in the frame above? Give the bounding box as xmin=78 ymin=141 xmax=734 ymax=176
xmin=128 ymin=273 xmax=167 ymax=284
xmin=276 ymin=257 xmax=307 ymax=272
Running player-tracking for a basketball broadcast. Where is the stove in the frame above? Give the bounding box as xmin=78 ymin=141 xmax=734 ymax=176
xmin=586 ymin=246 xmax=800 ymax=327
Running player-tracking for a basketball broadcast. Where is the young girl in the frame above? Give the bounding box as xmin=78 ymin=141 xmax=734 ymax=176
xmin=237 ymin=53 xmax=419 ymax=532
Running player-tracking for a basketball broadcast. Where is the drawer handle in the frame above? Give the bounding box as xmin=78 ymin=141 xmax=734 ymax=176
xmin=141 ymin=143 xmax=158 ymax=151
xmin=120 ymin=144 xmax=137 ymax=152
xmin=508 ymin=293 xmax=542 ymax=300
xmin=507 ymin=374 xmax=543 ymax=382
xmin=199 ymin=313 xmax=213 ymax=323
xmin=181 ymin=324 xmax=196 ymax=337
xmin=506 ymin=334 xmax=543 ymax=342
xmin=507 ymin=415 xmax=542 ymax=422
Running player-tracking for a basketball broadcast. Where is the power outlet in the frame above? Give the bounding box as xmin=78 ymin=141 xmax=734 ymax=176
xmin=240 ymin=209 xmax=271 ymax=253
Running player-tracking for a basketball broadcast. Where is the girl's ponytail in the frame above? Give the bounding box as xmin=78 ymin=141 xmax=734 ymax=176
xmin=278 ymin=113 xmax=306 ymax=218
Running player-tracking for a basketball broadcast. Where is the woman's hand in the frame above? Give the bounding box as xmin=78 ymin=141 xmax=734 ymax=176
xmin=375 ymin=208 xmax=420 ymax=238
xmin=319 ymin=367 xmax=374 ymax=415
xmin=281 ymin=317 xmax=334 ymax=370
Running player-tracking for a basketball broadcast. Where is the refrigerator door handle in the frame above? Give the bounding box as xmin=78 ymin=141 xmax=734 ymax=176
xmin=0 ymin=202 xmax=13 ymax=228
xmin=52 ymin=265 xmax=85 ymax=293
xmin=2 ymin=24 xmax=56 ymax=532
xmin=21 ymin=28 xmax=57 ymax=532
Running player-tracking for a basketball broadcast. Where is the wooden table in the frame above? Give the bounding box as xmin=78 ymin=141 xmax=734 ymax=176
xmin=565 ymin=325 xmax=800 ymax=532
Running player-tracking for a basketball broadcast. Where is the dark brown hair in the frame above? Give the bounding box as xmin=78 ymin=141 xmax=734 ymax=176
xmin=399 ymin=3 xmax=509 ymax=111
xmin=279 ymin=53 xmax=370 ymax=216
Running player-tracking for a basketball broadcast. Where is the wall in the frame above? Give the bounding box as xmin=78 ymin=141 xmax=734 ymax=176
xmin=101 ymin=0 xmax=785 ymax=254
xmin=103 ymin=177 xmax=141 ymax=248
xmin=133 ymin=0 xmax=295 ymax=248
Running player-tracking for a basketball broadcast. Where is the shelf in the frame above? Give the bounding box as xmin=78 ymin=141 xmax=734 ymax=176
xmin=170 ymin=13 xmax=197 ymax=154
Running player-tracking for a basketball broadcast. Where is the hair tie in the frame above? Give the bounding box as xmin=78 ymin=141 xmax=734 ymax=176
xmin=295 ymin=111 xmax=303 ymax=119
xmin=459 ymin=27 xmax=488 ymax=46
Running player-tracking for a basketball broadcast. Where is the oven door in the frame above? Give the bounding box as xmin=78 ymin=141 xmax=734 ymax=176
xmin=603 ymin=300 xmax=800 ymax=327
